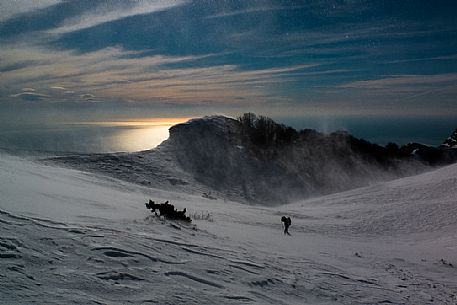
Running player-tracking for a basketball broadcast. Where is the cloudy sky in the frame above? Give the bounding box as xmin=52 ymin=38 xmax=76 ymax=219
xmin=1 ymin=0 xmax=457 ymax=123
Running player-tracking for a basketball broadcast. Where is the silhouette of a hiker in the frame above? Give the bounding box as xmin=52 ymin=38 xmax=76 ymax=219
xmin=281 ymin=216 xmax=292 ymax=235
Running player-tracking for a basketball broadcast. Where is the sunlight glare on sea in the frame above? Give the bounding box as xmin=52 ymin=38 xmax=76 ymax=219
xmin=67 ymin=118 xmax=191 ymax=153
xmin=0 ymin=118 xmax=190 ymax=154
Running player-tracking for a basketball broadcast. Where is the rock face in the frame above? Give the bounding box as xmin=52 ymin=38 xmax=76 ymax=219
xmin=50 ymin=115 xmax=457 ymax=205
xmin=165 ymin=115 xmax=421 ymax=204
xmin=401 ymin=142 xmax=457 ymax=165
xmin=166 ymin=116 xmax=245 ymax=196
xmin=442 ymin=128 xmax=457 ymax=148
xmin=400 ymin=128 xmax=457 ymax=165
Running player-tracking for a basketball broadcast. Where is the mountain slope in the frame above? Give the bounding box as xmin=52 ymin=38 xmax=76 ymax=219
xmin=1 ymin=154 xmax=457 ymax=304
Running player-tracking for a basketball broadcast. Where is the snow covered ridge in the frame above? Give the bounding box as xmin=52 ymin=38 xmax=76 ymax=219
xmin=49 ymin=114 xmax=457 ymax=205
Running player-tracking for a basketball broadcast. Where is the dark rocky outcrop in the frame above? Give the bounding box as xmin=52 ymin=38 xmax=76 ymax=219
xmin=441 ymin=128 xmax=457 ymax=148
xmin=165 ymin=115 xmax=425 ymax=204
xmin=49 ymin=114 xmax=457 ymax=205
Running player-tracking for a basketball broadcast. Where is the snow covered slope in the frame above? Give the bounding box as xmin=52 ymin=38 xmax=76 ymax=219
xmin=1 ymin=153 xmax=457 ymax=304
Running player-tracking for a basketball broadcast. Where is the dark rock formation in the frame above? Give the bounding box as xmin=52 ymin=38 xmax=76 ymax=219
xmin=165 ymin=115 xmax=426 ymax=204
xmin=441 ymin=128 xmax=457 ymax=148
xmin=49 ymin=114 xmax=457 ymax=205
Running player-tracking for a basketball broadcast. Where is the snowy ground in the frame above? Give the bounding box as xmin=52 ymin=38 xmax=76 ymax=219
xmin=1 ymin=153 xmax=457 ymax=304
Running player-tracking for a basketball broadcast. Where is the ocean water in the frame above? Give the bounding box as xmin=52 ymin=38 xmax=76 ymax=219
xmin=0 ymin=117 xmax=455 ymax=155
xmin=0 ymin=124 xmax=171 ymax=155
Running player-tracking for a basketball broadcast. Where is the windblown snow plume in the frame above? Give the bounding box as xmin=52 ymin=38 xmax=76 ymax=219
xmin=164 ymin=115 xmax=423 ymax=204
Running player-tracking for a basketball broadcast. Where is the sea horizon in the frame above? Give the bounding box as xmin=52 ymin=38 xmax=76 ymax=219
xmin=1 ymin=115 xmax=455 ymax=155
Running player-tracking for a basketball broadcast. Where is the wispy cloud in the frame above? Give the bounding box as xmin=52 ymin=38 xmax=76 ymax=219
xmin=49 ymin=0 xmax=187 ymax=34
xmin=1 ymin=0 xmax=457 ymax=118
xmin=340 ymin=74 xmax=457 ymax=90
xmin=80 ymin=93 xmax=96 ymax=101
xmin=10 ymin=90 xmax=49 ymax=101
xmin=50 ymin=86 xmax=66 ymax=90
xmin=0 ymin=0 xmax=61 ymax=22
xmin=385 ymin=54 xmax=457 ymax=64
xmin=336 ymin=74 xmax=457 ymax=108
xmin=0 ymin=43 xmax=317 ymax=105
xmin=207 ymin=5 xmax=306 ymax=19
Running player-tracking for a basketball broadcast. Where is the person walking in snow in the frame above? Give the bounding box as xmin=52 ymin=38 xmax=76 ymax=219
xmin=281 ymin=216 xmax=291 ymax=235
